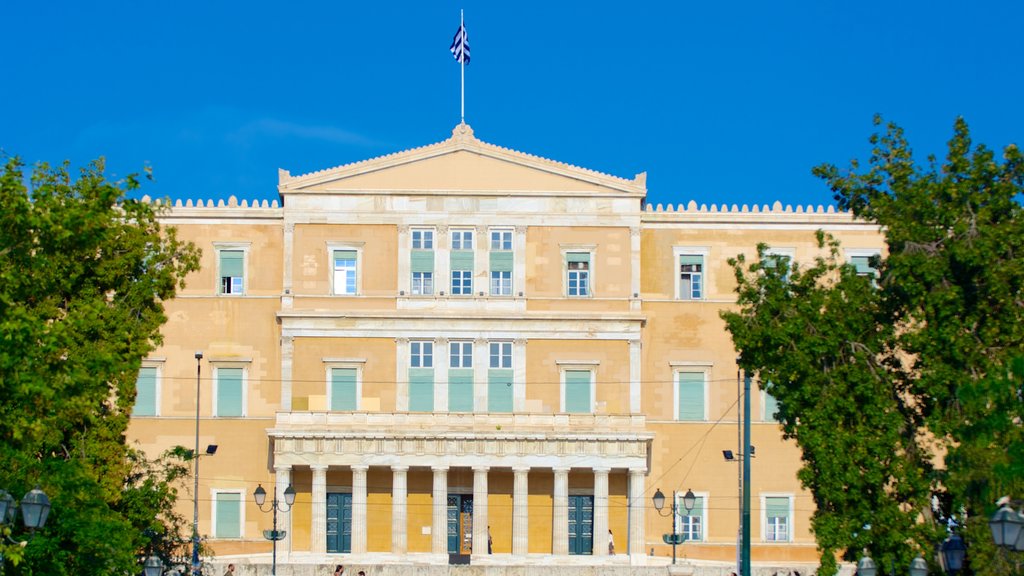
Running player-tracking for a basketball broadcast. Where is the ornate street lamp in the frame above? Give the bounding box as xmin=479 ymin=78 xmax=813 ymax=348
xmin=940 ymin=535 xmax=966 ymax=575
xmin=254 ymin=483 xmax=295 ymax=575
xmin=143 ymin=555 xmax=164 ymax=576
xmin=908 ymin=555 xmax=928 ymax=576
xmin=652 ymin=488 xmax=695 ymax=565
xmin=0 ymin=487 xmax=51 ymax=531
xmin=989 ymin=504 xmax=1024 ymax=551
xmin=856 ymin=553 xmax=877 ymax=576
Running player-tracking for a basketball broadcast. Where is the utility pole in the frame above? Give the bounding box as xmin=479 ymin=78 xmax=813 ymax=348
xmin=741 ymin=370 xmax=752 ymax=576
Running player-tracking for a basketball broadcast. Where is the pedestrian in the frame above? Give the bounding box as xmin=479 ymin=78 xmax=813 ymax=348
xmin=488 ymin=526 xmax=493 ymax=554
xmin=358 ymin=571 xmax=366 ymax=576
xmin=608 ymin=529 xmax=615 ymax=555
xmin=334 ymin=565 xmax=345 ymax=576
xmin=223 ymin=564 xmax=235 ymax=576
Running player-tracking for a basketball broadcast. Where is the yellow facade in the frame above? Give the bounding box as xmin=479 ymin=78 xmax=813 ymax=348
xmin=127 ymin=123 xmax=883 ymax=571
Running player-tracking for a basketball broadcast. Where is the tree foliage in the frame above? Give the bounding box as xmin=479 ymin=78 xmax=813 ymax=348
xmin=722 ymin=117 xmax=1024 ymax=575
xmin=0 ymin=156 xmax=200 ymax=574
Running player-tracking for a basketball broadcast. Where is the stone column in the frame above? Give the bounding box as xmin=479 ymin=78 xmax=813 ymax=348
xmin=513 ymin=339 xmax=527 ymax=412
xmin=435 ymin=338 xmax=449 ymax=411
xmin=351 ymin=465 xmax=369 ymax=554
xmin=281 ymin=335 xmax=294 ymax=411
xmin=593 ymin=467 xmax=610 ymax=557
xmin=512 ymin=467 xmax=530 ymax=556
xmin=310 ymin=464 xmax=328 ymax=554
xmin=398 ymin=225 xmax=410 ymax=296
xmin=473 ymin=338 xmax=488 ymax=412
xmin=629 ymin=339 xmax=642 ymax=413
xmin=395 ymin=338 xmax=409 ymax=411
xmin=275 ymin=465 xmax=293 ymax=559
xmin=628 ymin=468 xmax=646 ymax=557
xmin=391 ymin=465 xmax=409 ymax=554
xmin=431 ymin=466 xmax=449 ymax=555
xmin=472 ymin=466 xmax=489 ymax=556
xmin=552 ymin=467 xmax=570 ymax=555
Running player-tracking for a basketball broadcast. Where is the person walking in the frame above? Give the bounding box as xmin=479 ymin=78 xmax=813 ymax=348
xmin=222 ymin=564 xmax=235 ymax=576
xmin=608 ymin=529 xmax=615 ymax=555
xmin=334 ymin=565 xmax=345 ymax=576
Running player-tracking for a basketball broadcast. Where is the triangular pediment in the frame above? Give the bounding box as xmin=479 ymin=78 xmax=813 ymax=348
xmin=278 ymin=123 xmax=646 ymax=198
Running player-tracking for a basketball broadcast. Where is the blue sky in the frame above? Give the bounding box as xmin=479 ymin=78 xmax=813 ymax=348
xmin=3 ymin=1 xmax=1022 ymax=208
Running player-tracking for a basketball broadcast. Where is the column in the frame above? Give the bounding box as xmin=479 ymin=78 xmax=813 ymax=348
xmin=514 ymin=226 xmax=527 ymax=304
xmin=552 ymin=467 xmax=570 ymax=555
xmin=395 ymin=338 xmax=409 ymax=411
xmin=630 ymin=226 xmax=641 ymax=311
xmin=310 ymin=465 xmax=328 ymax=554
xmin=435 ymin=338 xmax=449 ymax=411
xmin=352 ymin=465 xmax=369 ymax=554
xmin=472 ymin=466 xmax=489 ymax=556
xmin=593 ymin=467 xmax=610 ymax=557
xmin=437 ymin=225 xmax=450 ymax=296
xmin=281 ymin=335 xmax=293 ymax=411
xmin=392 ymin=466 xmax=409 ymax=554
xmin=431 ymin=466 xmax=449 ymax=555
xmin=275 ymin=465 xmax=293 ymax=559
xmin=398 ymin=225 xmax=410 ymax=295
xmin=628 ymin=468 xmax=646 ymax=557
xmin=282 ymin=221 xmax=295 ymax=309
xmin=629 ymin=339 xmax=642 ymax=413
xmin=473 ymin=338 xmax=488 ymax=412
xmin=475 ymin=225 xmax=488 ymax=297
xmin=512 ymin=467 xmax=530 ymax=556
xmin=513 ymin=339 xmax=527 ymax=412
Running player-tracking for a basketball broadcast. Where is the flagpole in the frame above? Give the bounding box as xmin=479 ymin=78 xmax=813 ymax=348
xmin=460 ymin=9 xmax=465 ymax=123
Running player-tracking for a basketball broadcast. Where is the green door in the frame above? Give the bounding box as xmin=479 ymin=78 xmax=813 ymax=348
xmin=568 ymin=495 xmax=594 ymax=555
xmin=447 ymin=494 xmax=474 ymax=554
xmin=326 ymin=493 xmax=352 ymax=553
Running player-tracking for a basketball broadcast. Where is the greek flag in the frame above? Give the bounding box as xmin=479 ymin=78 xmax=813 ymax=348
xmin=450 ymin=22 xmax=470 ymax=64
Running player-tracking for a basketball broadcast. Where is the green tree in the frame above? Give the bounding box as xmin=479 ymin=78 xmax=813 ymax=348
xmin=0 ymin=156 xmax=200 ymax=574
xmin=722 ymin=117 xmax=1024 ymax=575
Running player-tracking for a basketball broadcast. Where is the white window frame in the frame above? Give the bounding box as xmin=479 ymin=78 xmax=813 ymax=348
xmin=763 ymin=248 xmax=795 ymax=281
xmin=411 ymin=271 xmax=434 ymax=295
xmin=844 ymin=248 xmax=882 ymax=282
xmin=674 ymin=490 xmax=709 ymax=542
xmin=134 ymin=360 xmax=164 ymax=417
xmin=449 ymin=341 xmax=473 ymax=368
xmin=451 ymin=269 xmax=473 ymax=296
xmin=562 ymin=245 xmax=596 ymax=298
xmin=328 ymin=242 xmax=364 ymax=296
xmin=490 ymin=270 xmax=512 ymax=296
xmin=490 ymin=228 xmax=513 ymax=251
xmin=557 ymin=361 xmax=600 ymax=413
xmin=214 ymin=242 xmax=250 ymax=296
xmin=211 ymin=489 xmax=246 ymax=539
xmin=410 ymin=341 xmax=434 ymax=368
xmin=411 ymin=228 xmax=435 ymax=250
xmin=760 ymin=493 xmax=794 ymax=543
xmin=451 ymin=229 xmax=474 ymax=250
xmin=673 ymin=246 xmax=709 ymax=301
xmin=762 ymin=386 xmax=780 ymax=423
xmin=671 ymin=362 xmax=712 ymax=421
xmin=212 ymin=363 xmax=249 ymax=418
xmin=489 ymin=341 xmax=513 ymax=369
xmin=324 ymin=359 xmax=366 ymax=411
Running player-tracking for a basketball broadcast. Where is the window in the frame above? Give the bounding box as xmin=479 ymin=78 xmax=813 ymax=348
xmin=763 ymin=249 xmax=794 ymax=282
xmin=215 ymin=367 xmax=245 ymax=417
xmin=332 ymin=249 xmax=358 ymax=295
xmin=450 ymin=230 xmax=474 ymax=296
xmin=489 ymin=229 xmax=514 ymax=297
xmin=675 ymin=494 xmax=705 ymax=542
xmin=679 ymin=254 xmax=704 ymax=300
xmin=330 ymin=367 xmax=359 ymax=411
xmin=409 ymin=341 xmax=434 ymax=412
xmin=449 ymin=342 xmax=474 ymax=412
xmin=763 ymin=383 xmax=780 ymax=423
xmin=411 ymin=229 xmax=435 ymax=295
xmin=676 ymin=371 xmax=705 ymax=421
xmin=563 ymin=369 xmax=593 ymax=414
xmin=490 ymin=271 xmax=512 ymax=296
xmin=490 ymin=229 xmax=513 ymax=251
xmin=218 ymin=249 xmax=245 ymax=295
xmin=764 ymin=496 xmax=791 ymax=542
xmin=213 ymin=491 xmax=243 ymax=539
xmin=133 ymin=366 xmax=159 ymax=416
xmin=846 ymin=250 xmax=881 ymax=284
xmin=566 ymin=252 xmax=591 ymax=297
xmin=488 ymin=342 xmax=513 ymax=412
xmin=451 ymin=270 xmax=472 ymax=295
xmin=451 ymin=229 xmax=474 ymax=250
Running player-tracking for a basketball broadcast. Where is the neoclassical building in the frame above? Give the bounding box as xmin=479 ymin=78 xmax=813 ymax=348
xmin=127 ymin=124 xmax=883 ymax=570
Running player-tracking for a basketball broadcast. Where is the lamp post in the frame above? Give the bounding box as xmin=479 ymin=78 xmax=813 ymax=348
xmin=652 ymin=488 xmax=695 ymax=565
xmin=191 ymin=351 xmax=203 ymax=576
xmin=0 ymin=487 xmax=51 ymax=568
xmin=143 ymin=555 xmax=164 ymax=576
xmin=856 ymin=552 xmax=930 ymax=576
xmin=254 ymin=483 xmax=295 ymax=576
xmin=940 ymin=535 xmax=965 ymax=575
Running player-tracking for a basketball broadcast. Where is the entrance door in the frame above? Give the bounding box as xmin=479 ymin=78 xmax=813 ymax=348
xmin=568 ymin=495 xmax=594 ymax=555
xmin=446 ymin=494 xmax=474 ymax=554
xmin=326 ymin=492 xmax=352 ymax=553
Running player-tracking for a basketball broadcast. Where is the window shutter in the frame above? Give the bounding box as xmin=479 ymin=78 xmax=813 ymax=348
xmin=333 ymin=249 xmax=357 ymax=263
xmin=765 ymin=497 xmax=789 ymax=519
xmin=133 ymin=367 xmax=157 ymax=416
xmin=764 ymin=389 xmax=779 ymax=422
xmin=488 ymin=369 xmax=513 ymax=413
xmin=448 ymin=369 xmax=474 ymax=412
xmin=411 ymin=251 xmax=435 ymax=273
xmin=220 ymin=250 xmax=244 ymax=277
xmin=679 ymin=254 xmax=703 ymax=267
xmin=216 ymin=493 xmax=242 ymax=538
xmin=331 ymin=368 xmax=358 ymax=411
xmin=850 ymin=255 xmax=874 ymax=275
xmin=217 ymin=368 xmax=244 ymax=417
xmin=566 ymin=252 xmax=590 ymax=264
xmin=450 ymin=250 xmax=474 ymax=272
xmin=677 ymin=372 xmax=704 ymax=421
xmin=489 ymin=251 xmax=513 ymax=272
xmin=409 ymin=368 xmax=434 ymax=412
xmin=564 ymin=370 xmax=592 ymax=413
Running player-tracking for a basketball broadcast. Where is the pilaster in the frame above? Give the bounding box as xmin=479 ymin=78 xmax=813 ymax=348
xmin=310 ymin=464 xmax=328 ymax=554
xmin=472 ymin=466 xmax=490 ymax=556
xmin=391 ymin=465 xmax=409 ymax=554
xmin=512 ymin=466 xmax=530 ymax=556
xmin=431 ymin=466 xmax=449 ymax=555
xmin=593 ymin=467 xmax=610 ymax=556
xmin=351 ymin=464 xmax=369 ymax=554
xmin=552 ymin=467 xmax=570 ymax=555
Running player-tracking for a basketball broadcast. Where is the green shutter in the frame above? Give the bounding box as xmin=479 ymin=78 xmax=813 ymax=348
xmin=488 ymin=369 xmax=513 ymax=413
xmin=679 ymin=254 xmax=703 ymax=266
xmin=566 ymin=252 xmax=590 ymax=264
xmin=217 ymin=368 xmax=244 ymax=417
xmin=133 ymin=367 xmax=157 ymax=416
xmin=331 ymin=368 xmax=358 ymax=411
xmin=409 ymin=368 xmax=434 ymax=412
xmin=677 ymin=372 xmax=704 ymax=421
xmin=564 ymin=370 xmax=592 ymax=413
xmin=216 ymin=493 xmax=242 ymax=538
xmin=448 ymin=369 xmax=474 ymax=412
xmin=450 ymin=250 xmax=474 ymax=272
xmin=333 ymin=249 xmax=357 ymax=262
xmin=490 ymin=251 xmax=513 ymax=272
xmin=850 ymin=255 xmax=874 ymax=276
xmin=411 ymin=250 xmax=435 ymax=273
xmin=765 ymin=497 xmax=789 ymax=519
xmin=220 ymin=250 xmax=244 ymax=277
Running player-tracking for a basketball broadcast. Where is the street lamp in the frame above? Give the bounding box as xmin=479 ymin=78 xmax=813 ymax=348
xmin=989 ymin=503 xmax=1024 ymax=551
xmin=909 ymin=555 xmax=928 ymax=576
xmin=254 ymin=483 xmax=295 ymax=576
xmin=191 ymin=350 xmax=203 ymax=576
xmin=940 ymin=535 xmax=966 ymax=575
xmin=143 ymin=555 xmax=164 ymax=576
xmin=0 ymin=487 xmax=51 ymax=533
xmin=652 ymin=488 xmax=695 ymax=565
xmin=856 ymin=554 xmax=877 ymax=576
xmin=856 ymin=552 xmax=929 ymax=576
